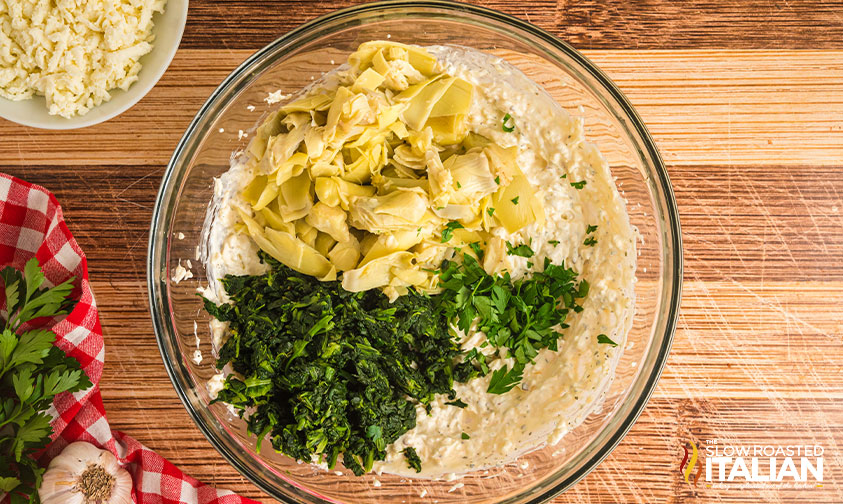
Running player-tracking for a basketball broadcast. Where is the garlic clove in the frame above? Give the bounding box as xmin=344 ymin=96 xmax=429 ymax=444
xmin=39 ymin=442 xmax=133 ymax=504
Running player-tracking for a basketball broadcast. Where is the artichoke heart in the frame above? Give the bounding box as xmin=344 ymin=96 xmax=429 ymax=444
xmin=277 ymin=171 xmax=313 ymax=222
xmin=348 ymin=188 xmax=429 ymax=233
xmin=263 ymin=227 xmax=336 ymax=281
xmin=341 ymin=251 xmax=416 ymax=293
xmin=491 ymin=173 xmax=546 ymax=233
xmin=233 ymin=40 xmax=551 ymax=295
xmin=444 ymin=151 xmax=498 ymax=205
xmin=306 ymin=202 xmax=351 ymax=242
xmin=328 ymin=235 xmax=361 ymax=271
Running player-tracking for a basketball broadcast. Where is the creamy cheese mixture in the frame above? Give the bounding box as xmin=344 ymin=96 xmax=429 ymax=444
xmin=0 ymin=0 xmax=166 ymax=118
xmin=202 ymin=45 xmax=636 ymax=478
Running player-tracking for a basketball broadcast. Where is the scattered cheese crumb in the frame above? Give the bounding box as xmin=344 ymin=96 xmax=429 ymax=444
xmin=265 ymin=89 xmax=291 ymax=104
xmin=372 ymin=478 xmax=381 ymax=487
xmin=207 ymin=373 xmax=225 ymax=398
xmin=419 ymin=489 xmax=427 ymax=498
xmin=0 ymin=0 xmax=167 ymax=117
xmin=246 ymin=104 xmax=256 ymax=111
xmin=176 ymin=232 xmax=185 ymax=240
xmin=519 ymin=460 xmax=529 ymax=470
xmin=334 ymin=471 xmax=343 ymax=476
xmin=447 ymin=483 xmax=463 ymax=493
xmin=219 ymin=128 xmax=225 ymax=133
xmin=171 ymin=259 xmax=193 ymax=283
xmin=192 ymin=349 xmax=203 ymax=364
xmin=238 ymin=129 xmax=248 ymax=140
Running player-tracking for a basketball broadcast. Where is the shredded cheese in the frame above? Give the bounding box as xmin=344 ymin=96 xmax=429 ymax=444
xmin=0 ymin=0 xmax=166 ymax=118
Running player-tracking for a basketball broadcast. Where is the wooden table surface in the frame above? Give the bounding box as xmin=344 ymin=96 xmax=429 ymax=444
xmin=4 ymin=1 xmax=843 ymax=502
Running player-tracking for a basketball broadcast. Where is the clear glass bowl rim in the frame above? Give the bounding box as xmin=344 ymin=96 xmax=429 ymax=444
xmin=148 ymin=1 xmax=683 ymax=502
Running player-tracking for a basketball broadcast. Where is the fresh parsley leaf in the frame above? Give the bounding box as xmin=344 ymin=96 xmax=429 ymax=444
xmin=505 ymin=241 xmax=534 ymax=258
xmin=456 ymin=181 xmax=462 ymax=188
xmin=0 ymin=259 xmax=89 ymax=502
xmin=487 ymin=207 xmax=495 ymax=216
xmin=548 ymin=240 xmax=560 ymax=246
xmin=510 ymin=196 xmax=519 ymax=205
xmin=403 ymin=447 xmax=422 ymax=473
xmin=583 ymin=236 xmax=597 ymax=247
xmin=0 ymin=477 xmax=21 ymax=493
xmin=441 ymin=221 xmax=464 ymax=243
xmin=570 ymin=180 xmax=587 ymax=190
xmin=468 ymin=242 xmax=485 ymax=260
xmin=586 ymin=224 xmax=598 ymax=234
xmin=559 ymin=174 xmax=567 ymax=179
xmin=494 ymin=176 xmax=501 ymax=185
xmin=597 ymin=334 xmax=618 ymax=347
xmin=461 ymin=432 xmax=470 ymax=440
xmin=502 ymin=113 xmax=515 ymax=132
xmin=487 ymin=363 xmax=525 ymax=394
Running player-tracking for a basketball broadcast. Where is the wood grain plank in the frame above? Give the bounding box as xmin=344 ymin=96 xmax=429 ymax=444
xmin=177 ymin=0 xmax=843 ymax=51
xmin=2 ymin=50 xmax=841 ymax=167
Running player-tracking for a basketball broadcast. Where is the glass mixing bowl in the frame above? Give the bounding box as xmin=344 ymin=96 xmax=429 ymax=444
xmin=148 ymin=2 xmax=682 ymax=502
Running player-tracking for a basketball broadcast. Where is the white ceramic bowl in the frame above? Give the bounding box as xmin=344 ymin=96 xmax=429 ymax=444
xmin=0 ymin=0 xmax=188 ymax=130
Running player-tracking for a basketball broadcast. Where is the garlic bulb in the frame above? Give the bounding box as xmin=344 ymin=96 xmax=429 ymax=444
xmin=39 ymin=442 xmax=132 ymax=504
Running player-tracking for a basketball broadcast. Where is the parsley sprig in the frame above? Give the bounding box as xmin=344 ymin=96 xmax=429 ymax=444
xmin=436 ymin=252 xmax=588 ymax=394
xmin=0 ymin=259 xmax=91 ymax=502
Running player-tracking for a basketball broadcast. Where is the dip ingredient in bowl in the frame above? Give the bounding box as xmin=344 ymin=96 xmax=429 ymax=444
xmin=0 ymin=0 xmax=166 ymax=118
xmin=203 ymin=41 xmax=636 ymax=477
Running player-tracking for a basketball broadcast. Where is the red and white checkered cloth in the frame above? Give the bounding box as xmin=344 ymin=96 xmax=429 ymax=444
xmin=0 ymin=172 xmax=261 ymax=504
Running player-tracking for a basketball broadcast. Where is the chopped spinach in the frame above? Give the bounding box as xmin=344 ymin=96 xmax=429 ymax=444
xmin=402 ymin=447 xmax=422 ymax=473
xmin=205 ymin=253 xmax=460 ymax=475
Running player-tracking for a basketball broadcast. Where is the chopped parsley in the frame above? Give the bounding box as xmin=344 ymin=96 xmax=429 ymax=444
xmin=487 ymin=207 xmax=496 ymax=216
xmin=597 ymin=334 xmax=618 ymax=347
xmin=461 ymin=432 xmax=471 ymax=440
xmin=487 ymin=364 xmax=525 ymax=394
xmin=445 ymin=398 xmax=468 ymax=408
xmin=560 ymin=174 xmax=567 ymax=179
xmin=586 ymin=224 xmax=598 ymax=234
xmin=505 ymin=241 xmax=534 ymax=257
xmin=583 ymin=236 xmax=597 ymax=247
xmin=494 ymin=176 xmax=501 ymax=185
xmin=548 ymin=240 xmax=560 ymax=246
xmin=510 ymin=196 xmax=520 ymax=205
xmin=441 ymin=221 xmax=464 ymax=242
xmin=437 ymin=253 xmax=589 ymax=394
xmin=570 ymin=180 xmax=587 ymax=190
xmin=502 ymin=113 xmax=515 ymax=132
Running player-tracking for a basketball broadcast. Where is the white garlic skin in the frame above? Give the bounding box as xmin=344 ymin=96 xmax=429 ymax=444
xmin=39 ymin=442 xmax=133 ymax=504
